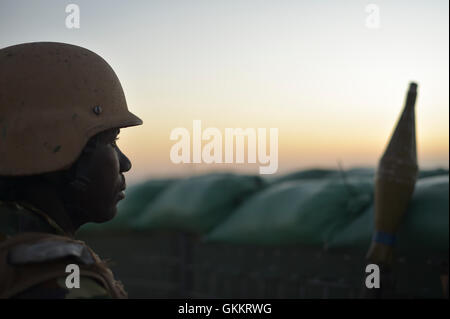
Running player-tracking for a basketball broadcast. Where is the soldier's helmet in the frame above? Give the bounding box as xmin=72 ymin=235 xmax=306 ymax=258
xmin=0 ymin=42 xmax=142 ymax=176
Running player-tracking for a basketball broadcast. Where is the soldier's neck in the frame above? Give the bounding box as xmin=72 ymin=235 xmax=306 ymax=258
xmin=22 ymin=183 xmax=84 ymax=237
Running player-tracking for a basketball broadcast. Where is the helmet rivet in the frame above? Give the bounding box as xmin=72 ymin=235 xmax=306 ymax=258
xmin=93 ymin=105 xmax=102 ymax=115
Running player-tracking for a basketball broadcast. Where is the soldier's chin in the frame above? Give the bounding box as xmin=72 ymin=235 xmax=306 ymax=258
xmin=93 ymin=205 xmax=118 ymax=223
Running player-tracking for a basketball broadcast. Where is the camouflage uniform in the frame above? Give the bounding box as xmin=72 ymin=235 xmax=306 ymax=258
xmin=0 ymin=201 xmax=127 ymax=299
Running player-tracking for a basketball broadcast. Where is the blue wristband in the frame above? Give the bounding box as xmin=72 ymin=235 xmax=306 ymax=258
xmin=374 ymin=231 xmax=396 ymax=246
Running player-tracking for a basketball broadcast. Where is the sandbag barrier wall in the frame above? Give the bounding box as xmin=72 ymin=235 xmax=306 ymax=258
xmin=80 ymin=231 xmax=447 ymax=299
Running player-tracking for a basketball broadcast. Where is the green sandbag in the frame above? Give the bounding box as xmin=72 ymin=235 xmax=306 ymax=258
xmin=80 ymin=178 xmax=176 ymax=232
xmin=204 ymin=176 xmax=373 ymax=245
xmin=418 ymin=168 xmax=449 ymax=179
xmin=398 ymin=175 xmax=449 ymax=254
xmin=267 ymin=169 xmax=338 ymax=185
xmin=132 ymin=173 xmax=264 ymax=234
xmin=325 ymin=204 xmax=374 ymax=249
xmin=268 ymin=168 xmax=445 ymax=185
xmin=328 ymin=175 xmax=449 ymax=253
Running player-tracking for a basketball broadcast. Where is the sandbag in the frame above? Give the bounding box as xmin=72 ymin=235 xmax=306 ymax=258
xmin=268 ymin=168 xmax=446 ymax=185
xmin=267 ymin=169 xmax=338 ymax=185
xmin=132 ymin=173 xmax=264 ymax=234
xmin=398 ymin=175 xmax=449 ymax=254
xmin=205 ymin=176 xmax=373 ymax=245
xmin=418 ymin=168 xmax=449 ymax=179
xmin=328 ymin=175 xmax=449 ymax=254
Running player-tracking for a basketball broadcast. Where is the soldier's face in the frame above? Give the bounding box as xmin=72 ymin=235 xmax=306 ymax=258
xmin=74 ymin=128 xmax=131 ymax=223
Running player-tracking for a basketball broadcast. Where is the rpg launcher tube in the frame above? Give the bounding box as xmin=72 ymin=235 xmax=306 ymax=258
xmin=366 ymin=82 xmax=419 ymax=268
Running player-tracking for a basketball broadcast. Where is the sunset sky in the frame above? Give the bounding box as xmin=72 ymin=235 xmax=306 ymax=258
xmin=1 ymin=0 xmax=448 ymax=184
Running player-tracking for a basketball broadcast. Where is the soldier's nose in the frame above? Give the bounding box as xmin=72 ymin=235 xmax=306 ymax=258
xmin=118 ymin=148 xmax=132 ymax=173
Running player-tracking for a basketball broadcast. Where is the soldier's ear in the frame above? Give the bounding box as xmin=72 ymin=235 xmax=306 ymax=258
xmin=40 ymin=171 xmax=67 ymax=188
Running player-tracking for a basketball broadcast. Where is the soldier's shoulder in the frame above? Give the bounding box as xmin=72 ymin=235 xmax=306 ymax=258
xmin=0 ymin=201 xmax=61 ymax=236
xmin=0 ymin=232 xmax=116 ymax=299
xmin=6 ymin=235 xmax=95 ymax=265
xmin=0 ymin=221 xmax=127 ymax=299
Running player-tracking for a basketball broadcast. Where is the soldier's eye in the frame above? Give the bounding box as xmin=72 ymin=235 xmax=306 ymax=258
xmin=112 ymin=137 xmax=119 ymax=147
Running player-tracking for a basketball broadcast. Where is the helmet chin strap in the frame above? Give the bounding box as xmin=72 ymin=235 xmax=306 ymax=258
xmin=62 ymin=139 xmax=99 ymax=227
xmin=67 ymin=137 xmax=98 ymax=191
xmin=68 ymin=175 xmax=91 ymax=193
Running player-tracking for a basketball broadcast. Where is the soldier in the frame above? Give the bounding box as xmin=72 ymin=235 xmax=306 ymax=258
xmin=0 ymin=42 xmax=143 ymax=298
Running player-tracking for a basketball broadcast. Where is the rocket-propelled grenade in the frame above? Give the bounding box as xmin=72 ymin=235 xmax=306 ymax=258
xmin=366 ymin=82 xmax=419 ymax=268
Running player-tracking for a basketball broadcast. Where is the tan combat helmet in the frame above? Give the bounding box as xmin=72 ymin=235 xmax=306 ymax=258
xmin=0 ymin=42 xmax=143 ymax=176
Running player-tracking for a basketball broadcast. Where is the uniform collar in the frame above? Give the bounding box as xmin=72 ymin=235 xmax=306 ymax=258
xmin=14 ymin=201 xmax=71 ymax=237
